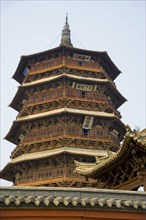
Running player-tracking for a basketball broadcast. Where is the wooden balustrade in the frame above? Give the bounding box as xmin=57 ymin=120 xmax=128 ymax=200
xmin=19 ymin=166 xmax=82 ymax=183
xmin=26 ymin=88 xmax=106 ymax=105
xmin=23 ymin=126 xmax=109 ymax=143
xmin=26 ymin=88 xmax=64 ymax=105
xmin=65 ymin=57 xmax=100 ymax=69
xmin=18 ymin=87 xmax=121 ymax=120
xmin=30 ymin=57 xmax=63 ymax=72
xmin=11 ymin=126 xmax=119 ymax=159
xmin=21 ymin=87 xmax=121 ymax=118
xmin=30 ymin=57 xmax=101 ymax=74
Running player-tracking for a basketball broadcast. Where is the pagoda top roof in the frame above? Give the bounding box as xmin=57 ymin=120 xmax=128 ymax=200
xmin=12 ymin=16 xmax=121 ymax=83
xmin=13 ymin=45 xmax=121 ymax=84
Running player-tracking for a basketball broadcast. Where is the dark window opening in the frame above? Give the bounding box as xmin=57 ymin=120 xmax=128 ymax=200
xmin=81 ymin=91 xmax=87 ymax=98
xmin=79 ymin=61 xmax=83 ymax=66
xmin=82 ymin=129 xmax=89 ymax=136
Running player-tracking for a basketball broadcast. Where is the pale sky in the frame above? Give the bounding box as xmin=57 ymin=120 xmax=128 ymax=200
xmin=0 ymin=1 xmax=145 ymax=186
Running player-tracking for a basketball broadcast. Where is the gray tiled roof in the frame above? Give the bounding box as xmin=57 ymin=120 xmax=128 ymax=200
xmin=0 ymin=187 xmax=145 ymax=211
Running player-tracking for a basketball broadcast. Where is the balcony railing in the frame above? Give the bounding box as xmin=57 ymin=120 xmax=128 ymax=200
xmin=29 ymin=57 xmax=102 ymax=74
xmin=19 ymin=88 xmax=121 ymax=118
xmin=18 ymin=166 xmax=87 ymax=184
xmin=30 ymin=57 xmax=63 ymax=73
xmin=26 ymin=88 xmax=107 ymax=105
xmin=23 ymin=126 xmax=110 ymax=143
xmin=11 ymin=125 xmax=120 ymax=159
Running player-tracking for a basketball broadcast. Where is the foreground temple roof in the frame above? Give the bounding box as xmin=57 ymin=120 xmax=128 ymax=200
xmin=75 ymin=126 xmax=146 ymax=190
xmin=0 ymin=186 xmax=145 ymax=211
xmin=1 ymin=187 xmax=145 ymax=219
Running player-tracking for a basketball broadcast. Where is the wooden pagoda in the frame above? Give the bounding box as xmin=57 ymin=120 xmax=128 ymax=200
xmin=0 ymin=16 xmax=127 ymax=187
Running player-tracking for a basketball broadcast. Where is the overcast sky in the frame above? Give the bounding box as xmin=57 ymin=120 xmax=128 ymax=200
xmin=0 ymin=1 xmax=145 ymax=186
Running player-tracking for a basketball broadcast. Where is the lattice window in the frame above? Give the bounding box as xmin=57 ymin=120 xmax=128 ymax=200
xmin=67 ymin=127 xmax=75 ymax=134
xmin=57 ymin=169 xmax=63 ymax=177
xmin=32 ymin=96 xmax=38 ymax=102
xmin=68 ymin=169 xmax=72 ymax=176
xmin=26 ymin=174 xmax=33 ymax=180
xmin=42 ymin=93 xmax=48 ymax=100
xmin=56 ymin=127 xmax=63 ymax=134
xmin=66 ymin=89 xmax=72 ymax=96
xmin=96 ymin=129 xmax=104 ymax=137
xmin=45 ymin=171 xmax=52 ymax=178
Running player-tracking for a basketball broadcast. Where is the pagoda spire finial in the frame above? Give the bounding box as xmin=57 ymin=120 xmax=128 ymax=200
xmin=60 ymin=14 xmax=73 ymax=47
xmin=66 ymin=13 xmax=68 ymax=22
